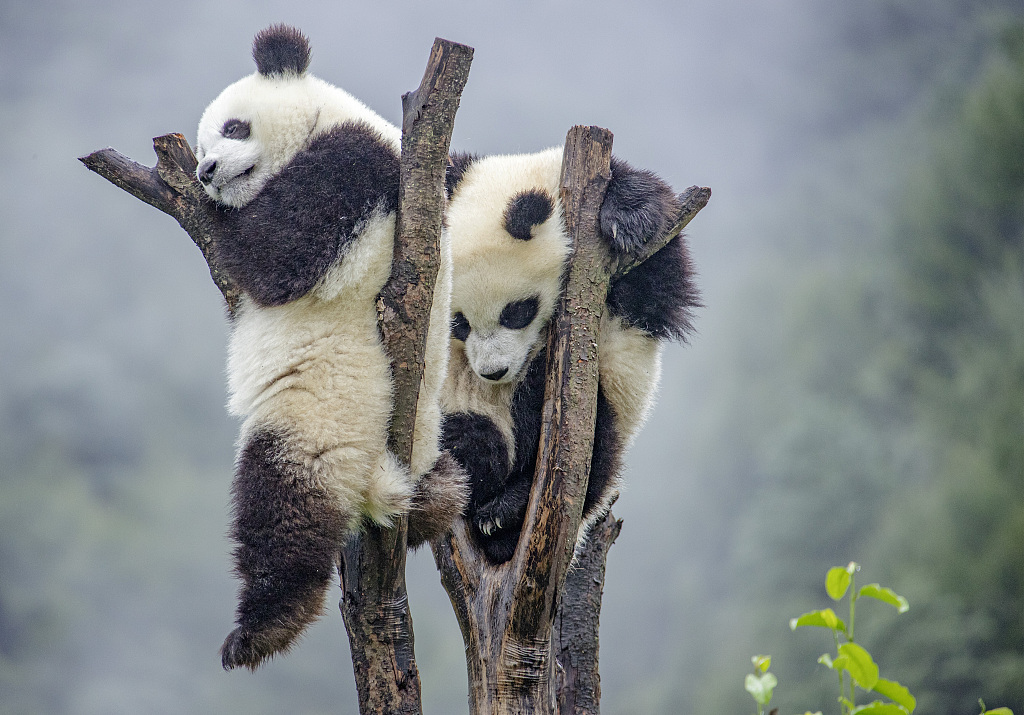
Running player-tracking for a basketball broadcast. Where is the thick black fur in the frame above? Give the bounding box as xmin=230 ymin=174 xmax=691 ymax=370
xmin=253 ymin=25 xmax=312 ymax=77
xmin=446 ymin=152 xmax=478 ymax=198
xmin=443 ymin=351 xmax=623 ymax=564
xmin=213 ymin=122 xmax=399 ymax=307
xmin=600 ymin=156 xmax=680 ymax=255
xmin=607 ymin=235 xmax=700 ymax=340
xmin=504 ymin=190 xmax=554 ymax=241
xmin=222 ymin=428 xmax=347 ymax=670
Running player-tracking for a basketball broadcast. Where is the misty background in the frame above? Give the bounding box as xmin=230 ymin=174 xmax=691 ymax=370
xmin=3 ymin=0 xmax=1024 ymax=712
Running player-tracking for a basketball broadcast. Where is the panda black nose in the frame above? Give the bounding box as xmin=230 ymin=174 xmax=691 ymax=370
xmin=197 ymin=159 xmax=217 ymax=185
xmin=481 ymin=368 xmax=508 ymax=381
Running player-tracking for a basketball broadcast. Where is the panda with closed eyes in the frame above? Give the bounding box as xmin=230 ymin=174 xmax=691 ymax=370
xmin=194 ymin=25 xmax=465 ymax=670
xmin=441 ymin=147 xmax=699 ymax=564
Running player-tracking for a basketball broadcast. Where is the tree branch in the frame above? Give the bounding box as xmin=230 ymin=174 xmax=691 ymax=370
xmin=555 ymin=510 xmax=622 ymax=715
xmin=339 ymin=37 xmax=472 ymax=715
xmin=80 ymin=134 xmax=242 ymax=314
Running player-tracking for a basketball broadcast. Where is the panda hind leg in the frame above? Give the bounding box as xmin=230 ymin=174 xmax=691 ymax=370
xmin=407 ymin=451 xmax=469 ymax=548
xmin=221 ymin=428 xmax=348 ymax=671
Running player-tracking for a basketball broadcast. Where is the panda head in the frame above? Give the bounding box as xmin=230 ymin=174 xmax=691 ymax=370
xmin=446 ymin=150 xmax=571 ymax=384
xmin=194 ymin=25 xmax=321 ymax=208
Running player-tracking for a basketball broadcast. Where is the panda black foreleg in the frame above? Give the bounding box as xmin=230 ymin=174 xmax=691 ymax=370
xmin=221 ymin=428 xmax=347 ymax=671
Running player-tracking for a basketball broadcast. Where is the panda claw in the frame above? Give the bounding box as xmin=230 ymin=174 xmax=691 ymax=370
xmin=495 ymin=518 xmax=502 ymax=530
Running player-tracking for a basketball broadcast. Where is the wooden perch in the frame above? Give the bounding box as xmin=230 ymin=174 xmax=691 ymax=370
xmin=81 ymin=134 xmax=241 ymax=313
xmin=81 ymin=37 xmax=473 ymax=715
xmin=339 ymin=37 xmax=472 ymax=715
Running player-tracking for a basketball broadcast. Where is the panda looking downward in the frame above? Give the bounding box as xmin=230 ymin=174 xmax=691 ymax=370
xmin=441 ymin=148 xmax=699 ymax=564
xmin=196 ymin=25 xmax=465 ymax=670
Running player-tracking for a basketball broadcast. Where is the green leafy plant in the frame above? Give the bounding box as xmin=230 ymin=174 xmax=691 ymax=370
xmin=745 ymin=655 xmax=778 ymax=715
xmin=746 ymin=563 xmax=1016 ymax=715
xmin=790 ymin=562 xmax=915 ymax=714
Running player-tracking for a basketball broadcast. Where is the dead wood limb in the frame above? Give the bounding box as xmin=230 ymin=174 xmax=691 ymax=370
xmin=79 ymin=134 xmax=242 ymax=313
xmin=555 ymin=511 xmax=623 ymax=715
xmin=339 ymin=36 xmax=472 ymax=715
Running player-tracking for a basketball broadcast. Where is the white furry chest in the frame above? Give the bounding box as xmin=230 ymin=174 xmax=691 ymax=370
xmin=226 ymin=291 xmax=388 ymax=421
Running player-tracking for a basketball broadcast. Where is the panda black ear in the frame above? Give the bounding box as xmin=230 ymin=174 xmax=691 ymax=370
xmin=253 ymin=24 xmax=312 ymax=77
xmin=504 ymin=190 xmax=553 ymax=241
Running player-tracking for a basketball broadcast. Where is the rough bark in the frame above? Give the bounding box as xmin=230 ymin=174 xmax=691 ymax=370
xmin=339 ymin=37 xmax=472 ymax=715
xmin=80 ymin=134 xmax=241 ymax=314
xmin=555 ymin=511 xmax=623 ymax=715
xmin=80 ymin=36 xmax=473 ymax=715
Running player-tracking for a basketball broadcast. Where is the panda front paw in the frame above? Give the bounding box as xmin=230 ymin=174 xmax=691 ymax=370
xmin=599 ymin=157 xmax=680 ymax=257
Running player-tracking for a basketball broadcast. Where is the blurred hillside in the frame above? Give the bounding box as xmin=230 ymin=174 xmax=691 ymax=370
xmin=2 ymin=1 xmax=1023 ymax=713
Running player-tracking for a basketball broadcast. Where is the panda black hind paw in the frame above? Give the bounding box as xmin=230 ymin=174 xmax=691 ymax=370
xmin=221 ymin=626 xmax=267 ymax=671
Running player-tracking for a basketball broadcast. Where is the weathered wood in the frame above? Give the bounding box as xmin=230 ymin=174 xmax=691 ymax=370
xmin=555 ymin=511 xmax=623 ymax=715
xmin=79 ymin=134 xmax=241 ymax=313
xmin=338 ymin=37 xmax=472 ymax=715
xmin=383 ymin=37 xmax=474 ymax=466
xmin=613 ymin=183 xmax=711 ymax=278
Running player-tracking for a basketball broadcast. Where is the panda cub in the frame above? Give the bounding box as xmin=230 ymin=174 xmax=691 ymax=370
xmin=195 ymin=25 xmax=464 ymax=670
xmin=441 ymin=148 xmax=699 ymax=564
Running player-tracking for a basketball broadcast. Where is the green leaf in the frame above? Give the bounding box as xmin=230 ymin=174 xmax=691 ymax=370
xmin=744 ymin=672 xmax=777 ymax=706
xmin=873 ymin=678 xmax=916 ymax=712
xmin=850 ymin=702 xmax=909 ymax=715
xmin=859 ymin=584 xmax=910 ymax=613
xmin=982 ymin=709 xmax=1014 ymax=715
xmin=818 ymin=653 xmax=834 ymax=669
xmin=837 ymin=642 xmax=879 ymax=690
xmin=751 ymin=654 xmax=771 ymax=673
xmin=790 ymin=608 xmax=847 ymax=634
xmin=827 ymin=567 xmax=852 ymax=600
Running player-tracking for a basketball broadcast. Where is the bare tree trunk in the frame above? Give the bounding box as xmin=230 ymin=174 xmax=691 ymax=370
xmin=555 ymin=511 xmax=622 ymax=715
xmin=81 ymin=36 xmax=473 ymax=715
xmin=338 ymin=37 xmax=472 ymax=715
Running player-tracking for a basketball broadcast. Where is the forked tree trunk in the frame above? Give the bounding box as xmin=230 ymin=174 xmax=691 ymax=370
xmin=80 ymin=34 xmax=709 ymax=715
xmin=432 ymin=128 xmax=710 ymax=715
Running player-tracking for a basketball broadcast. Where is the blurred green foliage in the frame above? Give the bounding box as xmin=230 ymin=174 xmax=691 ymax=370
xmin=690 ymin=11 xmax=1024 ymax=715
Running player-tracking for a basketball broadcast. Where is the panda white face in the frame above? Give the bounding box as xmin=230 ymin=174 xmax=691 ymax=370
xmin=452 ymin=296 xmax=544 ymax=383
xmin=194 ymin=74 xmax=324 ymax=208
xmin=445 ymin=149 xmax=574 ymax=385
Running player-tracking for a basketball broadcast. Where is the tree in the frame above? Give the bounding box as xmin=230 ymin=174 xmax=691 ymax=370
xmin=81 ymin=37 xmax=709 ymax=714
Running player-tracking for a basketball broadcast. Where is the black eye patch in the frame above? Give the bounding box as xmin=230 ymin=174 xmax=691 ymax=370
xmin=221 ymin=119 xmax=252 ymax=140
xmin=451 ymin=312 xmax=471 ymax=342
xmin=499 ymin=297 xmax=539 ymax=330
xmin=504 ymin=190 xmax=553 ymax=241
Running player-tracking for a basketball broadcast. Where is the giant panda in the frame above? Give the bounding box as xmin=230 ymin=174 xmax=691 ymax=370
xmin=195 ymin=25 xmax=465 ymax=670
xmin=441 ymin=147 xmax=699 ymax=564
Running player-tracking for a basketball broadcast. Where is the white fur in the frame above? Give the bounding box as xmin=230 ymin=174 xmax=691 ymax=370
xmin=203 ymin=64 xmax=450 ymax=527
